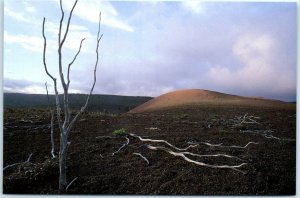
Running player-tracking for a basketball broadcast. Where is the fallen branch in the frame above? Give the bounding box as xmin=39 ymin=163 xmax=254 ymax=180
xmin=145 ymin=127 xmax=160 ymax=130
xmin=264 ymin=134 xmax=280 ymax=140
xmin=188 ymin=141 xmax=259 ymax=149
xmin=133 ymin=152 xmax=150 ymax=165
xmin=230 ymin=113 xmax=261 ymax=128
xmin=181 ymin=152 xmax=244 ymax=161
xmin=241 ymin=129 xmax=281 ymax=140
xmin=129 ymin=133 xmax=197 ymax=151
xmin=66 ymin=177 xmax=78 ymax=191
xmin=112 ymin=136 xmax=130 ymax=156
xmin=146 ymin=145 xmax=246 ymax=174
xmin=3 ymin=153 xmax=33 ymax=171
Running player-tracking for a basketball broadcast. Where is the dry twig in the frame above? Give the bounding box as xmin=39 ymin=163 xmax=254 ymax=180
xmin=66 ymin=177 xmax=78 ymax=191
xmin=133 ymin=152 xmax=150 ymax=165
xmin=188 ymin=141 xmax=259 ymax=149
xmin=3 ymin=153 xmax=33 ymax=171
xmin=112 ymin=136 xmax=130 ymax=156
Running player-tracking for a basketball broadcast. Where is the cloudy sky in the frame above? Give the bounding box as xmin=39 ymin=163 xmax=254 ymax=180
xmin=4 ymin=0 xmax=297 ymax=101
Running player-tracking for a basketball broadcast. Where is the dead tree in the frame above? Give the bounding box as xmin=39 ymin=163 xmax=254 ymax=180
xmin=42 ymin=0 xmax=102 ymax=190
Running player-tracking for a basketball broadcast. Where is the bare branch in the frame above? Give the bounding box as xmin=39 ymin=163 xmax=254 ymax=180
xmin=58 ymin=0 xmax=64 ymax=44
xmin=42 ymin=18 xmax=56 ymax=81
xmin=133 ymin=153 xmax=150 ymax=165
xmin=67 ymin=38 xmax=86 ymax=87
xmin=146 ymin=145 xmax=247 ymax=174
xmin=129 ymin=133 xmax=197 ymax=151
xmin=42 ymin=18 xmax=63 ymax=134
xmin=45 ymin=82 xmax=56 ymax=158
xmin=66 ymin=12 xmax=102 ymax=134
xmin=264 ymin=134 xmax=280 ymax=140
xmin=188 ymin=141 xmax=259 ymax=149
xmin=3 ymin=153 xmax=33 ymax=171
xmin=181 ymin=152 xmax=244 ymax=161
xmin=66 ymin=177 xmax=78 ymax=191
xmin=112 ymin=136 xmax=130 ymax=156
xmin=60 ymin=0 xmax=78 ymax=46
xmin=240 ymin=129 xmax=281 ymax=140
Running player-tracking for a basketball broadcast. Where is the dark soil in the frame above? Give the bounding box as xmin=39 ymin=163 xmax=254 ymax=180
xmin=3 ymin=105 xmax=296 ymax=195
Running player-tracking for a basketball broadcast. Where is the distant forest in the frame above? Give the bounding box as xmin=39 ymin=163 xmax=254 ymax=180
xmin=4 ymin=93 xmax=152 ymax=114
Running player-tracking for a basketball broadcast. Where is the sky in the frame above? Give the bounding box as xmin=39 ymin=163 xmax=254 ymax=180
xmin=3 ymin=0 xmax=297 ymax=101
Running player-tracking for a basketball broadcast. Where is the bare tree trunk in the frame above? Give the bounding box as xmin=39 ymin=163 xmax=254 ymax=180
xmin=42 ymin=0 xmax=102 ymax=191
xmin=50 ymin=112 xmax=55 ymax=158
xmin=59 ymin=133 xmax=68 ymax=189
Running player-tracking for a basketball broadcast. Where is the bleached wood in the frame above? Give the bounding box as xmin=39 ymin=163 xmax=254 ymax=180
xmin=112 ymin=136 xmax=130 ymax=156
xmin=3 ymin=153 xmax=33 ymax=171
xmin=66 ymin=177 xmax=78 ymax=191
xmin=146 ymin=145 xmax=246 ymax=173
xmin=190 ymin=141 xmax=259 ymax=149
xmin=129 ymin=133 xmax=198 ymax=151
xmin=45 ymin=82 xmax=56 ymax=158
xmin=133 ymin=152 xmax=150 ymax=165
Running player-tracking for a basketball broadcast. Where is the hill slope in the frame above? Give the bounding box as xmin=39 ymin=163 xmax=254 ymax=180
xmin=4 ymin=93 xmax=152 ymax=114
xmin=130 ymin=89 xmax=294 ymax=113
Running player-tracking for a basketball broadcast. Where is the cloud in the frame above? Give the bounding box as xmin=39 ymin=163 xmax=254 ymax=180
xmin=207 ymin=32 xmax=296 ymax=100
xmin=61 ymin=0 xmax=134 ymax=32
xmin=4 ymin=78 xmax=46 ymax=94
xmin=4 ymin=6 xmax=33 ymax=23
xmin=4 ymin=24 xmax=95 ymax=55
xmin=4 ymin=1 xmax=296 ymax=102
xmin=4 ymin=31 xmax=44 ymax=52
xmin=181 ymin=1 xmax=206 ymax=14
xmin=25 ymin=6 xmax=36 ymax=13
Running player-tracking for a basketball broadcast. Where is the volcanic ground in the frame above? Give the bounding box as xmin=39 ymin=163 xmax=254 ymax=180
xmin=3 ymin=89 xmax=296 ymax=195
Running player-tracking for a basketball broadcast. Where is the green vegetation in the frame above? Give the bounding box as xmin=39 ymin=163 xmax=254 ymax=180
xmin=172 ymin=113 xmax=189 ymax=120
xmin=112 ymin=128 xmax=127 ymax=136
xmin=279 ymin=138 xmax=296 ymax=145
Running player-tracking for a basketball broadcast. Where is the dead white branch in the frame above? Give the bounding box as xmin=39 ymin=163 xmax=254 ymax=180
xmin=45 ymin=82 xmax=56 ymax=159
xmin=3 ymin=153 xmax=33 ymax=171
xmin=181 ymin=152 xmax=244 ymax=161
xmin=112 ymin=136 xmax=130 ymax=156
xmin=129 ymin=133 xmax=197 ymax=151
xmin=66 ymin=177 xmax=78 ymax=191
xmin=133 ymin=152 xmax=150 ymax=165
xmin=230 ymin=113 xmax=261 ymax=128
xmin=145 ymin=127 xmax=161 ymax=130
xmin=146 ymin=145 xmax=246 ymax=174
xmin=241 ymin=129 xmax=281 ymax=140
xmin=188 ymin=141 xmax=259 ymax=149
xmin=264 ymin=134 xmax=281 ymax=140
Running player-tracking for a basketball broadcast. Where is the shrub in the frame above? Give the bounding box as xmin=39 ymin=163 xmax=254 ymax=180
xmin=112 ymin=128 xmax=127 ymax=136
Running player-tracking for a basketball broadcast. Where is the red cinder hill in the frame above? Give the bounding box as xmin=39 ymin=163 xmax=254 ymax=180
xmin=129 ymin=89 xmax=294 ymax=113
